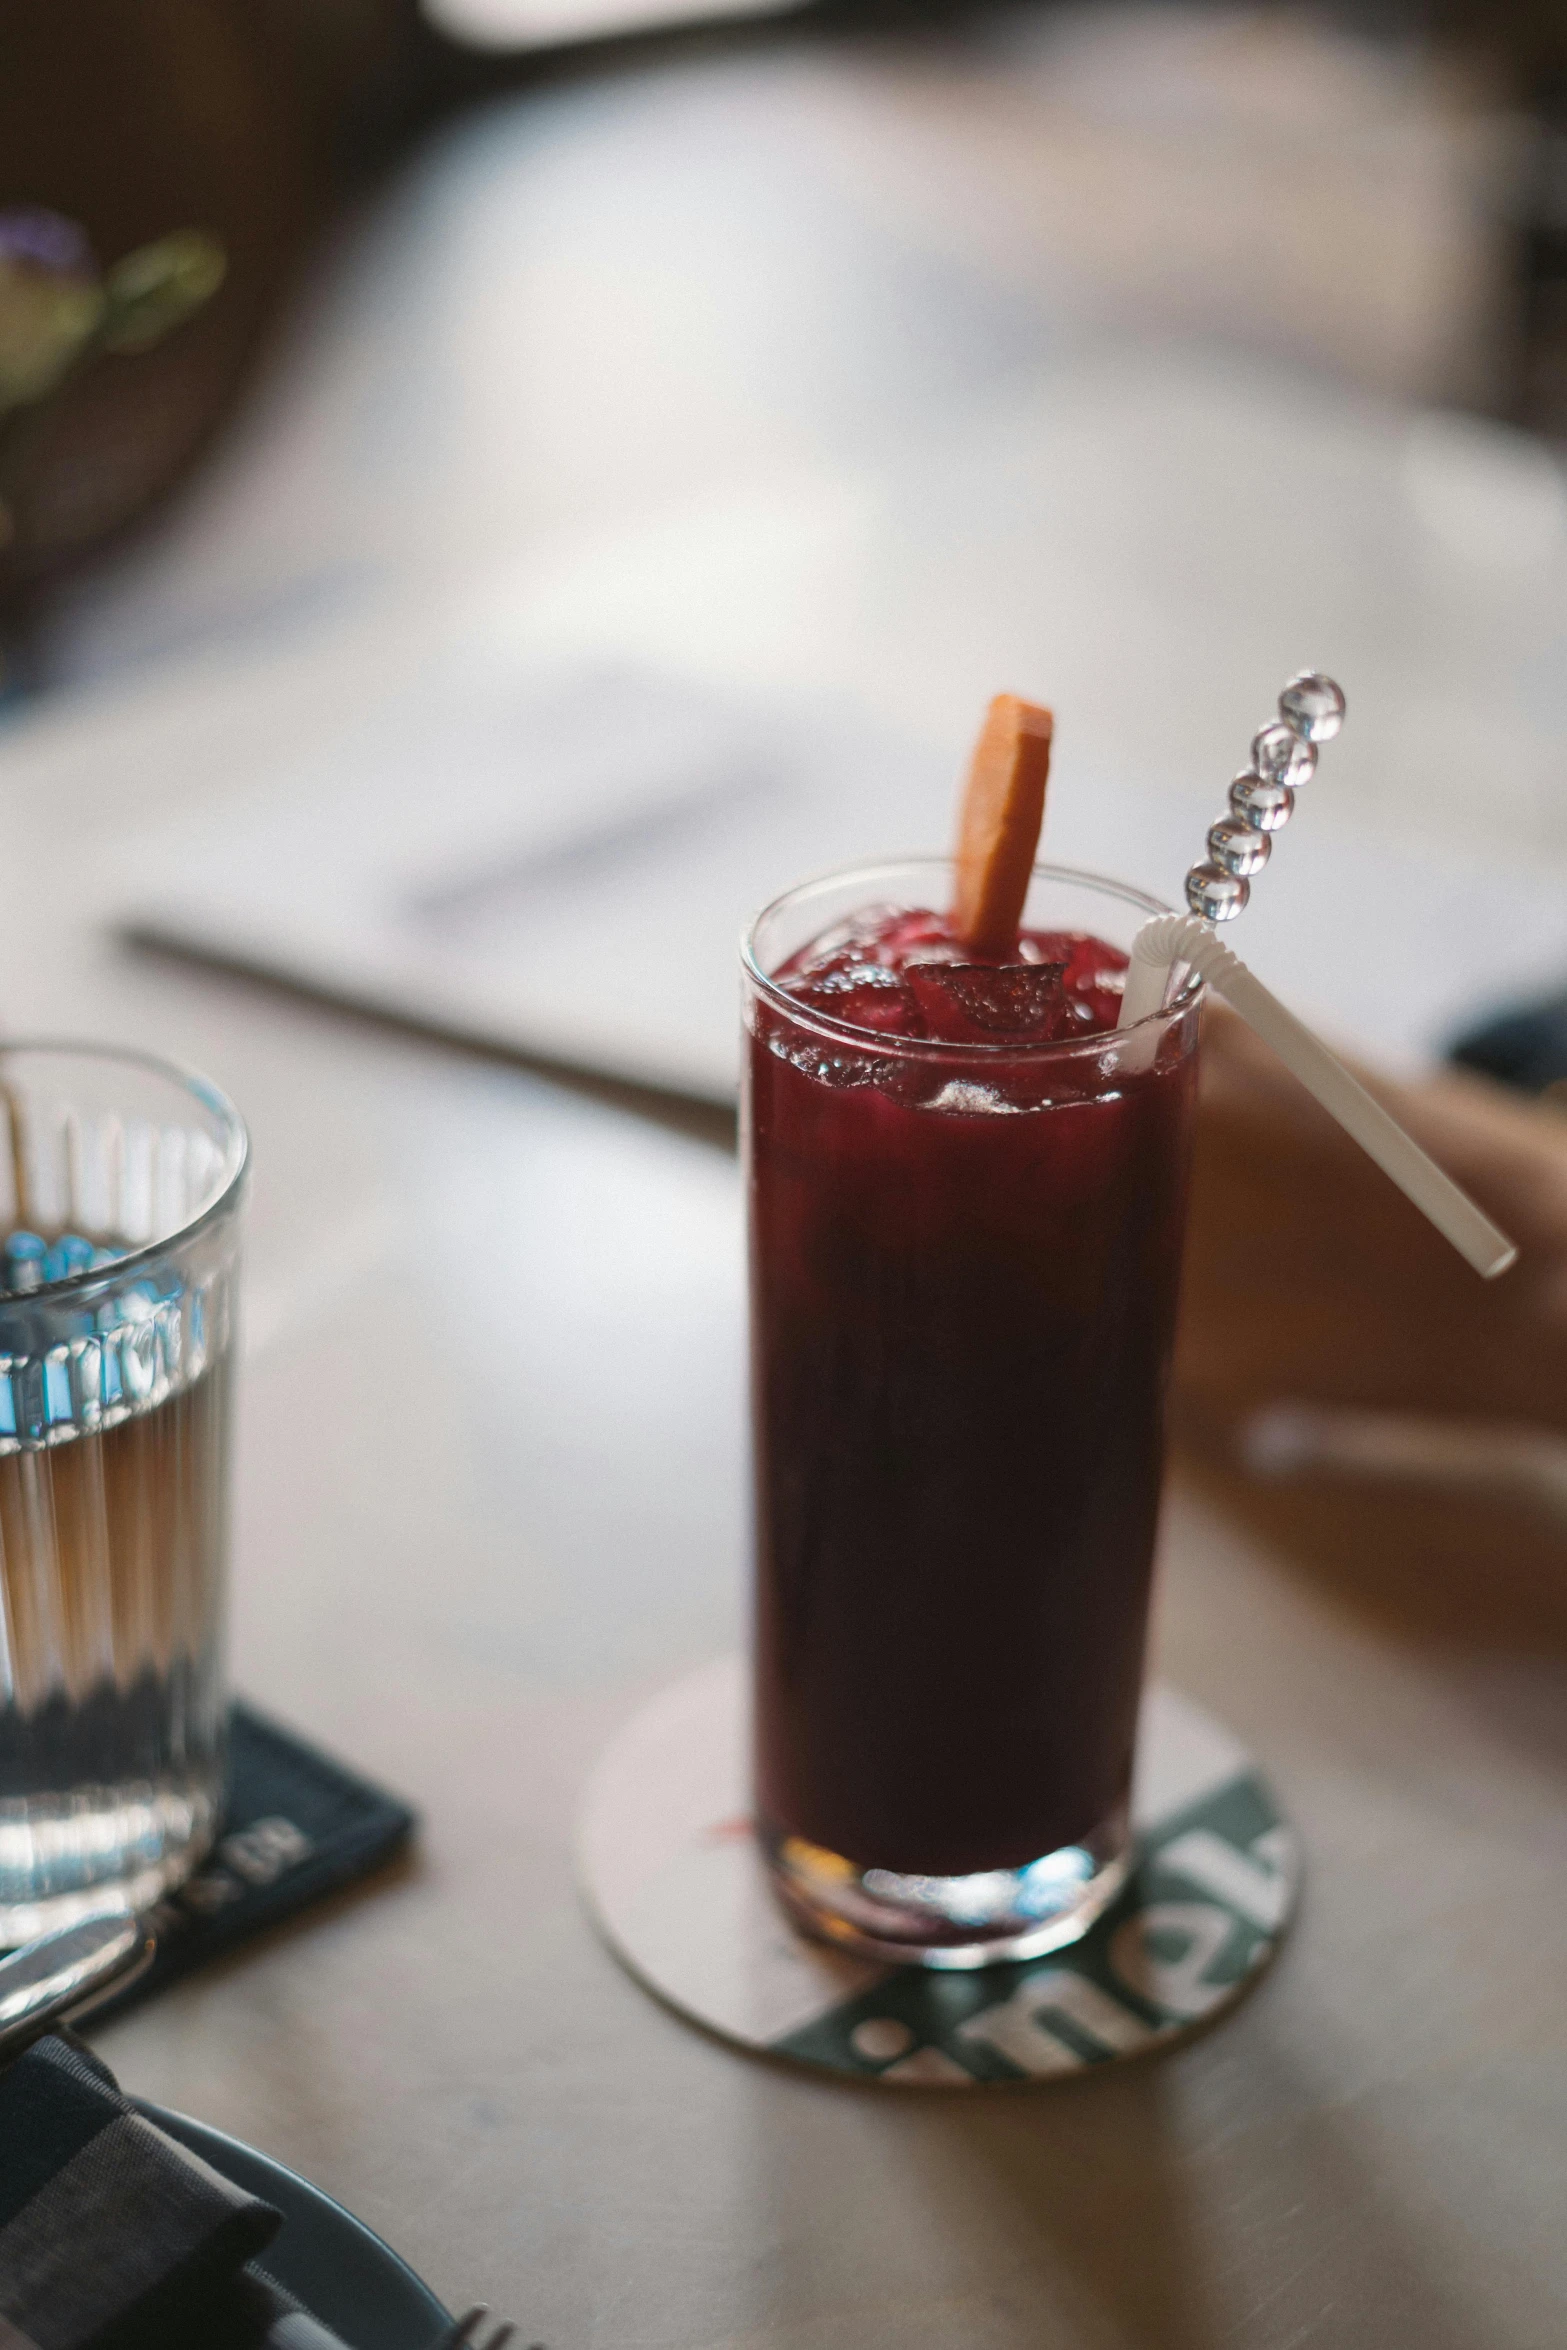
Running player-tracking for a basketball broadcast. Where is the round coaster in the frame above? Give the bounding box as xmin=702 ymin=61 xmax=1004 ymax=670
xmin=580 ymin=1656 xmax=1299 ymax=2086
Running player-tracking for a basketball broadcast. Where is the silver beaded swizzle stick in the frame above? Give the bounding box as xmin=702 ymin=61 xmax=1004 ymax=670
xmin=1110 ymin=668 xmax=1515 ymax=1278
xmin=1183 ymin=670 xmax=1347 ymax=924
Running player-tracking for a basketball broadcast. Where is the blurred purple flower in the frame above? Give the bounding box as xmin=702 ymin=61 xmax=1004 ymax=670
xmin=0 ymin=209 xmax=95 ymax=281
xmin=0 ymin=208 xmax=102 ymax=411
xmin=0 ymin=203 xmax=223 ymax=563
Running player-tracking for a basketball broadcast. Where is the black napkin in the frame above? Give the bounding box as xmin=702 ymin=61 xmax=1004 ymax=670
xmin=0 ymin=1711 xmax=416 ymax=2347
xmin=0 ymin=2034 xmax=348 ymax=2350
xmin=88 ymin=1702 xmax=417 ymax=2027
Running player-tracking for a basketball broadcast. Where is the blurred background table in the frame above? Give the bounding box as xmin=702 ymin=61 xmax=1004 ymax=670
xmin=1 ymin=3 xmax=1566 ymax=2342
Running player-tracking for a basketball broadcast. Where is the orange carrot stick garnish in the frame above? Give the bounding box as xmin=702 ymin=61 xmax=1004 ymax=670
xmin=951 ymin=694 xmax=1054 ymax=957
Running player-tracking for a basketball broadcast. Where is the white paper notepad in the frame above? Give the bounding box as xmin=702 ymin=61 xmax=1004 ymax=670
xmin=116 ymin=650 xmax=1567 ymax=1104
xmin=119 ymin=662 xmax=964 ymax=1104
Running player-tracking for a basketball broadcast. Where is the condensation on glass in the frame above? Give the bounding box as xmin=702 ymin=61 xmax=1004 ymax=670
xmin=0 ymin=1047 xmax=247 ymax=1944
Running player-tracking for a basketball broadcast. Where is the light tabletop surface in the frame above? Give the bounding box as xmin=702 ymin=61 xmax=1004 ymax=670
xmin=5 ymin=16 xmax=1567 ymax=2342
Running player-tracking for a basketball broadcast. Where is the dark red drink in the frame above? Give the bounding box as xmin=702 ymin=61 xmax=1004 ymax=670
xmin=744 ymin=860 xmax=1201 ymax=1962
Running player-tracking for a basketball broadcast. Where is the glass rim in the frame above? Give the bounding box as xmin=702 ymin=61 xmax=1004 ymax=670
xmin=741 ymin=856 xmax=1203 ymax=1061
xmin=0 ymin=1039 xmax=249 ymax=1303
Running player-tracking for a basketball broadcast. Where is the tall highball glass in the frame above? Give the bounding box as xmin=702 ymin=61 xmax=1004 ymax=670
xmin=744 ymin=861 xmax=1202 ymax=1967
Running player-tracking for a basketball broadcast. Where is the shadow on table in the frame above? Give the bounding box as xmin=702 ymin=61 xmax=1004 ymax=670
xmin=1174 ymin=1426 xmax=1567 ymax=1800
xmin=932 ymin=2051 xmax=1483 ymax=2350
xmin=1174 ymin=1426 xmax=1567 ymax=1656
xmin=742 ymin=2023 xmax=1487 ymax=2348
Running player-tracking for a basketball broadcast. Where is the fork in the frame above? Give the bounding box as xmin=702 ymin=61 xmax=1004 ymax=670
xmin=437 ymin=2310 xmax=519 ymax=2350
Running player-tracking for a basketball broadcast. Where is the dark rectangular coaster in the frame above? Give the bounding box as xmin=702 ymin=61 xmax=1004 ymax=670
xmin=1449 ymin=989 xmax=1567 ymax=1093
xmin=86 ymin=1703 xmax=417 ymax=2025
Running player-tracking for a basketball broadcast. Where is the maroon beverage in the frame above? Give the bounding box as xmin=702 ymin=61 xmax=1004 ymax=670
xmin=744 ymin=860 xmax=1201 ymax=1962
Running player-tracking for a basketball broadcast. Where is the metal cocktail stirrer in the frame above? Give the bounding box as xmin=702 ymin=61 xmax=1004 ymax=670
xmin=1116 ymin=665 xmax=1343 ymax=1016
xmin=1183 ymin=669 xmax=1346 ymax=925
xmin=1115 ymin=672 xmax=1518 ymax=1281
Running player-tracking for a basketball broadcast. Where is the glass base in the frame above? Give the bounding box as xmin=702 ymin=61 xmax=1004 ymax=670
xmin=0 ymin=1776 xmax=220 ymax=1948
xmin=761 ymin=1803 xmax=1131 ymax=1969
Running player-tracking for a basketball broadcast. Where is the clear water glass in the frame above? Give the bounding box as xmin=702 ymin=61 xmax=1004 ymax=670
xmin=0 ymin=1045 xmax=247 ymax=1945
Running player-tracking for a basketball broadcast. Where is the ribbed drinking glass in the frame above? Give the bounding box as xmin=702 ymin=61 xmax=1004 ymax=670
xmin=0 ymin=1045 xmax=246 ymax=1945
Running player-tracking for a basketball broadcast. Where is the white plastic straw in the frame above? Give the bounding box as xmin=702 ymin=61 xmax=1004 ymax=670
xmin=1117 ymin=913 xmax=1518 ymax=1280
